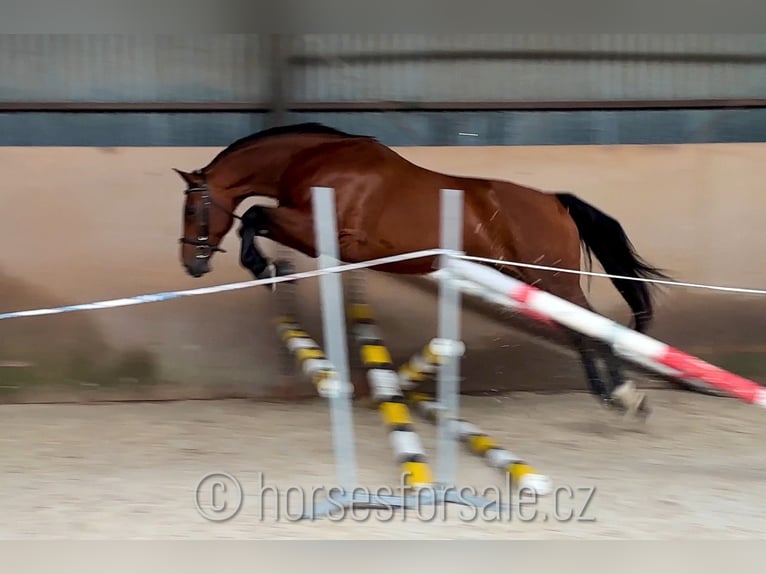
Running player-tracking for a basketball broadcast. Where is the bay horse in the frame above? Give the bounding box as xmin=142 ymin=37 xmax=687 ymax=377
xmin=174 ymin=122 xmax=668 ymax=417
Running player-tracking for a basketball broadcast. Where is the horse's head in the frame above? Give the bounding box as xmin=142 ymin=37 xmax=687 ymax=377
xmin=174 ymin=168 xmax=237 ymax=278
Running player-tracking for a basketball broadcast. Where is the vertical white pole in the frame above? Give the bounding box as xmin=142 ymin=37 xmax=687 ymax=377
xmin=311 ymin=186 xmax=358 ymax=494
xmin=436 ymin=188 xmax=464 ymax=487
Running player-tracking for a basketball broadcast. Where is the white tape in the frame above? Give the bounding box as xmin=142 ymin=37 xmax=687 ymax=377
xmin=458 ymin=252 xmax=766 ymax=298
xmin=0 ymin=249 xmax=450 ymax=321
xmin=8 ymin=245 xmax=766 ymax=325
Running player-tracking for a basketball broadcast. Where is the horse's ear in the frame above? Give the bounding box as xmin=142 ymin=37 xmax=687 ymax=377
xmin=172 ymin=168 xmax=200 ymax=187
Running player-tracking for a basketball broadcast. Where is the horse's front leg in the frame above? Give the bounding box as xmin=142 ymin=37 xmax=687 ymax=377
xmin=237 ymin=206 xmax=294 ymax=286
xmin=255 ymin=206 xmax=321 ymax=258
xmin=243 ymin=204 xmax=372 ymax=268
xmin=238 ymin=206 xmax=272 ymax=277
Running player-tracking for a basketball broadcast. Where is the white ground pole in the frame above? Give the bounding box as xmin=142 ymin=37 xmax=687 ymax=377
xmin=304 ymin=186 xmax=505 ymax=519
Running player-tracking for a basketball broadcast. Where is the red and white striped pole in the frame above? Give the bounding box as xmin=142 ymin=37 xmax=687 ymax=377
xmin=446 ymin=257 xmax=766 ymax=408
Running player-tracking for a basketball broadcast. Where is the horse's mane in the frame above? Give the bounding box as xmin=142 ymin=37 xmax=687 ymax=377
xmin=202 ymin=122 xmax=368 ymax=171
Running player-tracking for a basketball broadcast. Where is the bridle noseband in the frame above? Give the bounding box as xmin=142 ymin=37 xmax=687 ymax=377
xmin=180 ymin=178 xmax=241 ymax=261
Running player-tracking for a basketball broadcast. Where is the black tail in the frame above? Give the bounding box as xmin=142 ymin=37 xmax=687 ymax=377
xmin=555 ymin=193 xmax=670 ymax=333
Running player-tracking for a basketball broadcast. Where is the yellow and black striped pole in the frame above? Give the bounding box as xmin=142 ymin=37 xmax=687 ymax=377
xmin=347 ymin=302 xmax=434 ymax=488
xmin=398 ymin=354 xmax=552 ymax=496
xmin=398 ymin=339 xmax=448 ymax=390
xmin=274 ymin=315 xmax=348 ymax=399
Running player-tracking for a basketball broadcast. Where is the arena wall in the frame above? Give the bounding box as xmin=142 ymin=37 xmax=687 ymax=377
xmin=2 ymin=144 xmax=765 ymax=402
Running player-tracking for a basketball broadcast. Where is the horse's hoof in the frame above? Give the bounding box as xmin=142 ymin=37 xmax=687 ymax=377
xmin=258 ymin=259 xmax=296 ymax=292
xmin=257 ymin=262 xmax=278 ymax=290
xmin=610 ymin=381 xmax=649 ymax=419
xmin=635 ymin=393 xmax=651 ymax=420
xmin=273 ymin=259 xmax=295 ymax=280
xmin=603 ymin=396 xmax=626 ymax=415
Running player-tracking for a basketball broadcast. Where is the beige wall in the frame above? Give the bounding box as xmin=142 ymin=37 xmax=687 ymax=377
xmin=2 ymin=144 xmax=765 ymax=402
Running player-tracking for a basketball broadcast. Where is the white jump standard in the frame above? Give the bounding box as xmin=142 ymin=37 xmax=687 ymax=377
xmin=295 ymin=186 xmax=507 ymax=519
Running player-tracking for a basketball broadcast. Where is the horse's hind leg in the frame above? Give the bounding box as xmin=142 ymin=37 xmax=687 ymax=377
xmin=544 ymin=278 xmax=649 ymax=417
xmin=567 ymin=330 xmax=611 ymax=403
xmin=567 ymin=331 xmax=648 ymax=415
xmin=599 ymin=339 xmax=650 ymax=417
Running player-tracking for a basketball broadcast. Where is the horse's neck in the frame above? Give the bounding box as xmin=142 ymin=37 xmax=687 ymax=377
xmin=212 ymin=135 xmax=341 ymax=205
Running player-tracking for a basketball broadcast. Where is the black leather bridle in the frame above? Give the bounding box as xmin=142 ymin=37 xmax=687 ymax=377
xmin=179 ymin=178 xmax=240 ymax=261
